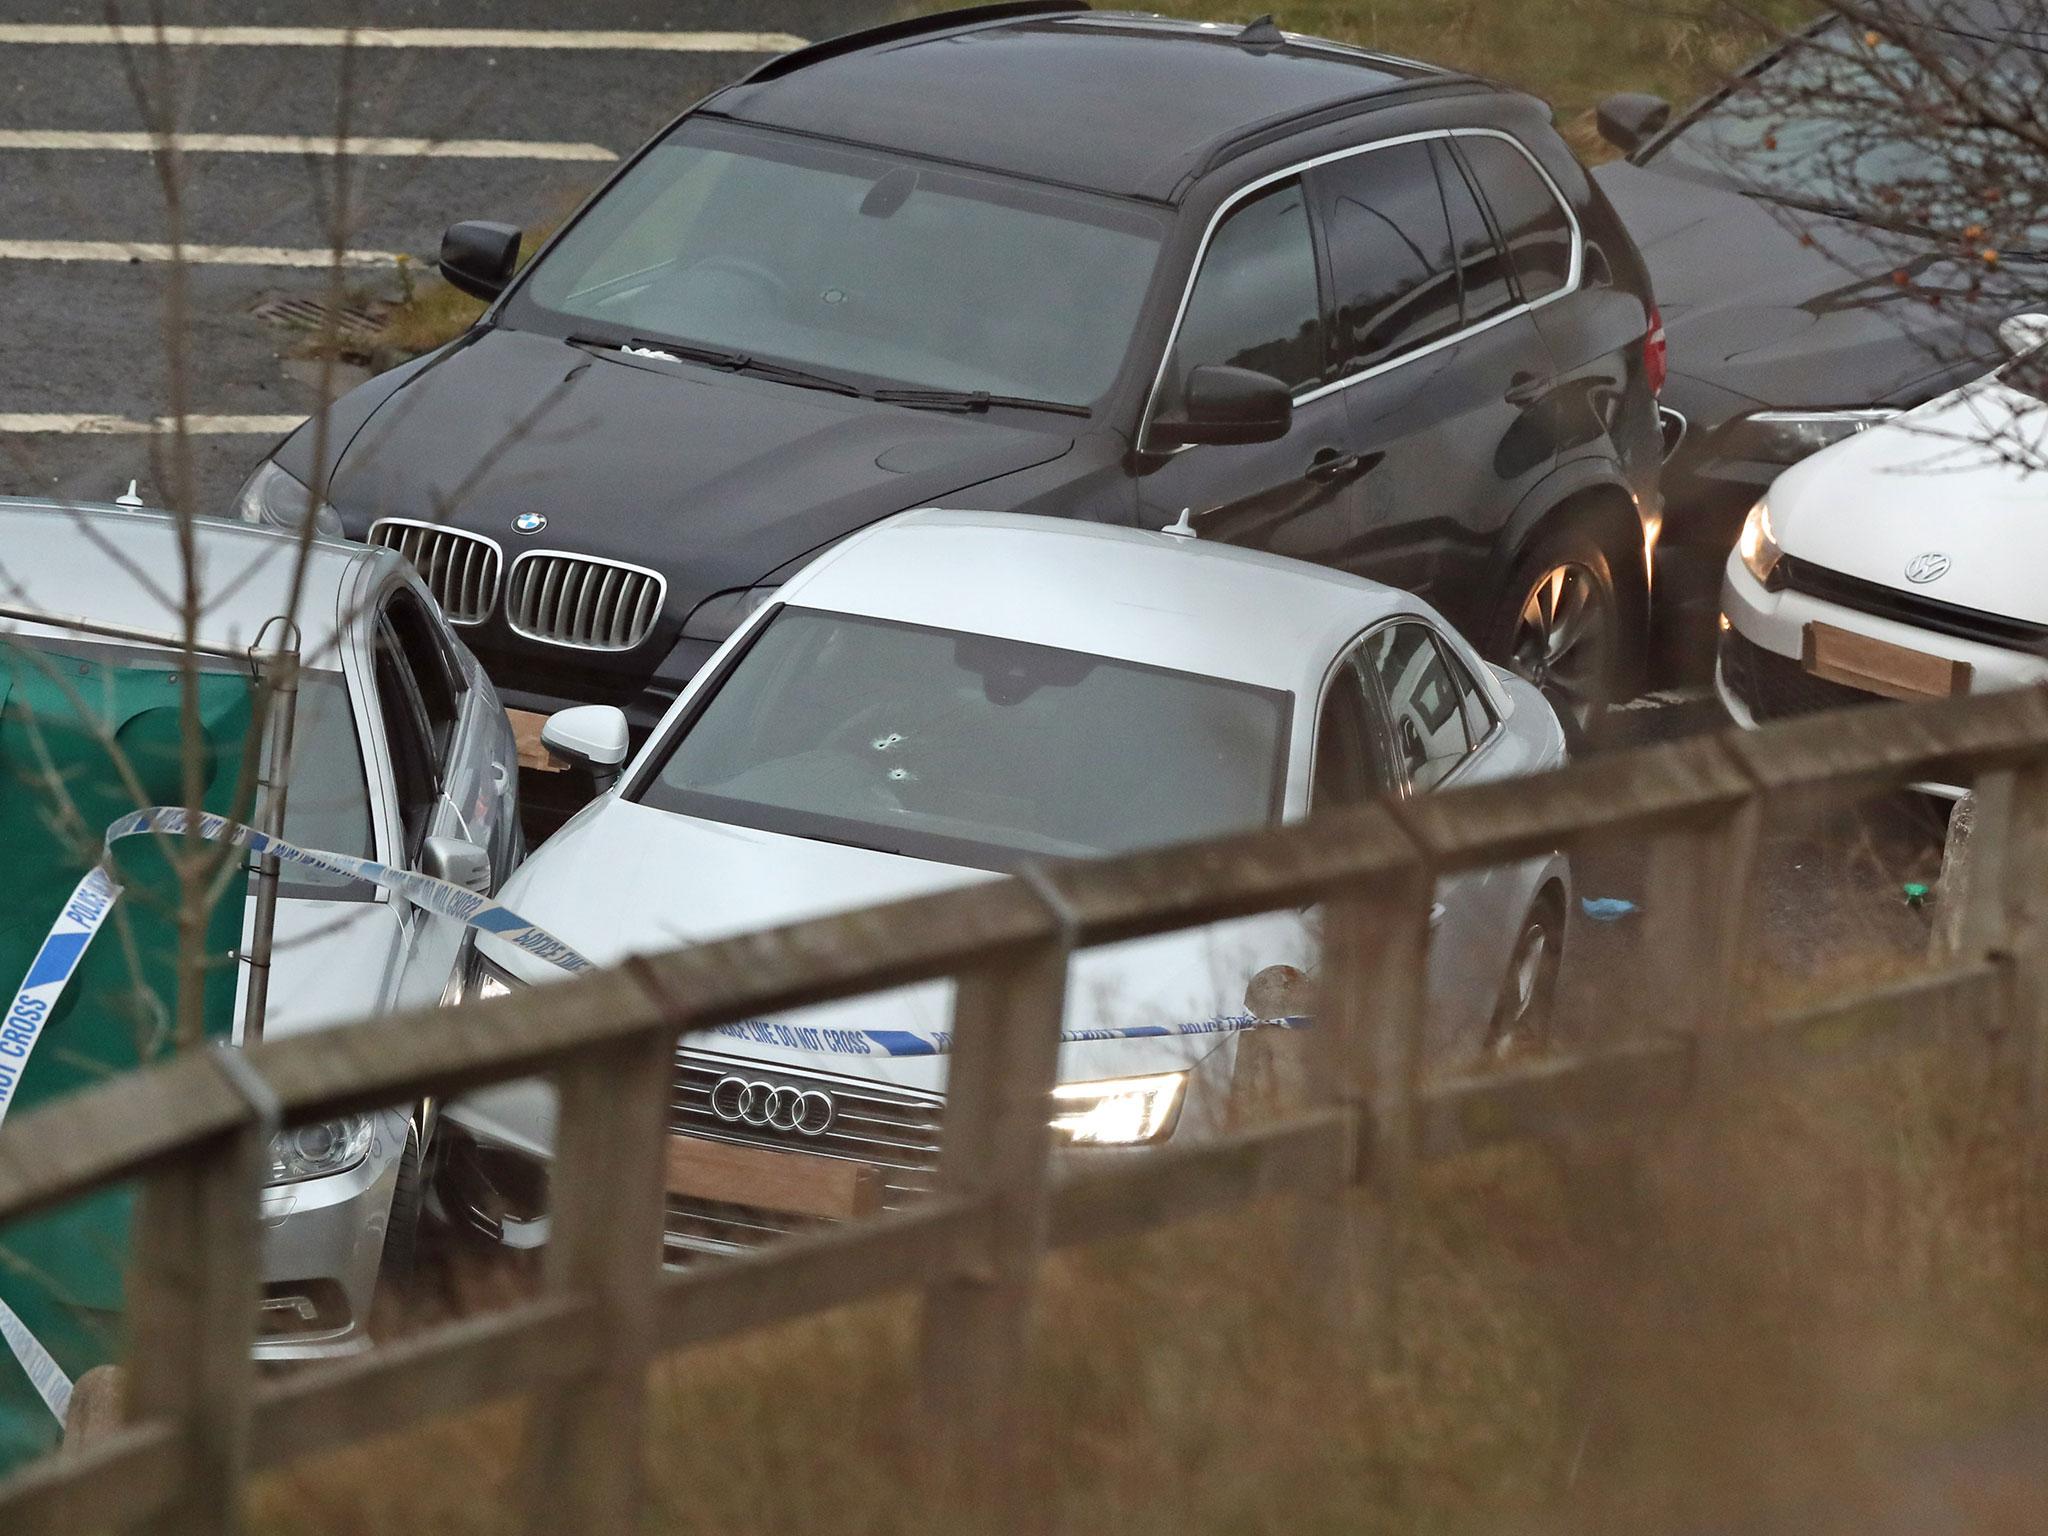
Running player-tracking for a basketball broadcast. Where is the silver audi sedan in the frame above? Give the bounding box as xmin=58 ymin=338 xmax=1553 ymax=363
xmin=0 ymin=496 xmax=522 ymax=1360
xmin=444 ymin=509 xmax=1572 ymax=1260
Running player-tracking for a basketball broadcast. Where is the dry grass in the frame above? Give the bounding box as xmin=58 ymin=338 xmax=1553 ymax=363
xmin=252 ymin=990 xmax=2048 ymax=1535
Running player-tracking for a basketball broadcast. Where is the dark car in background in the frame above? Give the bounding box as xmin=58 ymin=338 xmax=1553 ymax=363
xmin=1591 ymin=1 xmax=2047 ymax=679
xmin=238 ymin=2 xmax=1665 ymax=738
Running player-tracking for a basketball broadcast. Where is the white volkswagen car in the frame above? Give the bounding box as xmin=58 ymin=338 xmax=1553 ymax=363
xmin=443 ymin=511 xmax=1570 ymax=1258
xmin=1718 ymin=315 xmax=2048 ymax=790
xmin=0 ymin=497 xmax=522 ymax=1359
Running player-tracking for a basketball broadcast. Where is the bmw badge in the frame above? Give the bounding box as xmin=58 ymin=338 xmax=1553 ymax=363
xmin=513 ymin=512 xmax=547 ymax=536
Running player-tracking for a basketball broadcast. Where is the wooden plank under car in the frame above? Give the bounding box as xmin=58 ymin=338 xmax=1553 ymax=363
xmin=1802 ymin=620 xmax=1972 ymax=703
xmin=665 ymin=1134 xmax=883 ymax=1222
xmin=506 ymin=707 xmax=568 ymax=773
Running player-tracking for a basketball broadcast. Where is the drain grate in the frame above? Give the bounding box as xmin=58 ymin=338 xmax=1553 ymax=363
xmin=251 ymin=295 xmax=387 ymax=348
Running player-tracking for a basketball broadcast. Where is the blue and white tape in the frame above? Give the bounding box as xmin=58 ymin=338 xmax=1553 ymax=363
xmin=0 ymin=806 xmax=594 ymax=1426
xmin=1 ymin=806 xmax=592 ymax=1134
xmin=703 ymin=1011 xmax=1312 ymax=1059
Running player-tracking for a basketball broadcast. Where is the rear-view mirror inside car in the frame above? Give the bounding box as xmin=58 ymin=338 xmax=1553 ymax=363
xmin=438 ymin=220 xmax=524 ymax=302
xmin=1150 ymin=364 xmax=1293 ymax=448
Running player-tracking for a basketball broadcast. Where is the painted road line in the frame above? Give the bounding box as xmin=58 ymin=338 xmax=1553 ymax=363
xmin=0 ymin=240 xmax=403 ymax=267
xmin=0 ymin=414 xmax=306 ymax=435
xmin=0 ymin=131 xmax=616 ymax=162
xmin=0 ymin=25 xmax=805 ymax=52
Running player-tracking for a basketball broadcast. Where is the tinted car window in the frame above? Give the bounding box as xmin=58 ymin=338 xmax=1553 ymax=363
xmin=1367 ymin=623 xmax=1472 ymax=792
xmin=639 ymin=608 xmax=1288 ymax=869
xmin=1168 ymin=179 xmax=1325 ymax=400
xmin=1310 ymin=656 xmax=1384 ymax=813
xmin=1313 ymin=141 xmax=1462 ymax=375
xmin=1434 ymin=140 xmax=1517 ymax=325
xmin=1458 ymin=137 xmax=1573 ymax=302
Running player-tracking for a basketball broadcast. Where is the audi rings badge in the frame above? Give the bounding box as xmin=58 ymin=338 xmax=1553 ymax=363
xmin=708 ymin=1076 xmax=836 ymax=1137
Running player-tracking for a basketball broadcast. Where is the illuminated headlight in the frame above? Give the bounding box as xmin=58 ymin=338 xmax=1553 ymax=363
xmin=1049 ymin=1072 xmax=1186 ymax=1147
xmin=1737 ymin=496 xmax=1783 ymax=587
xmin=1719 ymin=408 xmax=1896 ymax=467
xmin=457 ymin=953 xmax=522 ymax=1006
xmin=234 ymin=459 xmax=343 ymax=537
xmin=267 ymin=1116 xmax=373 ymax=1185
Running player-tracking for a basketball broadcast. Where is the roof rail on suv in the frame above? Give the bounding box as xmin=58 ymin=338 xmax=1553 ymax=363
xmin=738 ymin=1 xmax=1091 ymax=86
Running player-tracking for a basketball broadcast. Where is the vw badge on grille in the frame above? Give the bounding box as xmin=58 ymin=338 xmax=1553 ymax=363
xmin=1904 ymin=551 xmax=1951 ymax=585
xmin=513 ymin=511 xmax=547 ymax=536
xmin=709 ymin=1076 xmax=835 ymax=1136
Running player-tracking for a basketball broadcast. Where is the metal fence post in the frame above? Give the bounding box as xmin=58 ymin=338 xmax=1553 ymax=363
xmin=519 ymin=1014 xmax=675 ymax=1536
xmin=123 ymin=1053 xmax=271 ymax=1536
xmin=1301 ymin=866 xmax=1434 ymax=1364
xmin=917 ymin=872 xmax=1071 ymax=1511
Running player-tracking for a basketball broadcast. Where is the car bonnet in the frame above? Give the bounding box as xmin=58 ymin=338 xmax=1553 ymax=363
xmin=479 ymin=797 xmax=1312 ymax=1096
xmin=1767 ymin=377 xmax=2048 ymax=622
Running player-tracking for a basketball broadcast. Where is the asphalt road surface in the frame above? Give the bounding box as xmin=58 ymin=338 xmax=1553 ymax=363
xmin=0 ymin=0 xmax=891 ymax=510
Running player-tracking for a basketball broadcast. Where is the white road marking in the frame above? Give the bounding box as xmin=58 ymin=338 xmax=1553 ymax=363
xmin=0 ymin=239 xmax=402 ymax=267
xmin=0 ymin=414 xmax=306 ymax=435
xmin=0 ymin=130 xmax=617 ymax=162
xmin=0 ymin=25 xmax=805 ymax=52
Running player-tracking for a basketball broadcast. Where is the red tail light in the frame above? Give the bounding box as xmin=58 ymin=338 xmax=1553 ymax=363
xmin=1644 ymin=306 xmax=1668 ymax=397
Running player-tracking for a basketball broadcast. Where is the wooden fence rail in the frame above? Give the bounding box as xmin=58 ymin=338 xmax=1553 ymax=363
xmin=5 ymin=686 xmax=2048 ymax=1532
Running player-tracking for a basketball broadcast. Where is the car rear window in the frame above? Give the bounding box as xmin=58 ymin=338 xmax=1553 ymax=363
xmin=635 ymin=608 xmax=1289 ymax=869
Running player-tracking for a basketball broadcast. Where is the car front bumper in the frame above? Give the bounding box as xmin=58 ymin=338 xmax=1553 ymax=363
xmin=1717 ymin=552 xmax=2048 ymax=798
xmin=254 ymin=1109 xmax=407 ymax=1360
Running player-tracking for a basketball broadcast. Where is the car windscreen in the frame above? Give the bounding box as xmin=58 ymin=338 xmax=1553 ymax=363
xmin=634 ymin=608 xmax=1289 ymax=870
xmin=508 ymin=118 xmax=1168 ymax=409
xmin=0 ymin=636 xmax=375 ymax=899
xmin=1646 ymin=19 xmax=2047 ymax=251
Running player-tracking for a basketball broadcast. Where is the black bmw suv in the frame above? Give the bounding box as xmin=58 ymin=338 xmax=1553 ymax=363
xmin=239 ymin=3 xmax=1665 ymax=734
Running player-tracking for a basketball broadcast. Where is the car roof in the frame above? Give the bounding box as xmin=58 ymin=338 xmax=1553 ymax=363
xmin=778 ymin=508 xmax=1427 ymax=693
xmin=0 ymin=498 xmax=381 ymax=666
xmin=709 ymin=8 xmax=1460 ymax=202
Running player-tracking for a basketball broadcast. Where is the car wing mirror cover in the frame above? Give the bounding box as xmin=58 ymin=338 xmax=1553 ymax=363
xmin=1149 ymin=364 xmax=1293 ymax=449
xmin=541 ymin=704 xmax=631 ymax=770
xmin=421 ymin=835 xmax=493 ymax=894
xmin=1595 ymin=92 xmax=1671 ymax=154
xmin=439 ymin=220 xmax=524 ymax=302
xmin=1999 ymin=313 xmax=2048 ymax=359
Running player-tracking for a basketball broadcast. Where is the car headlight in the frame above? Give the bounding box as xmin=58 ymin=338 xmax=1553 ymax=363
xmin=680 ymin=585 xmax=778 ymax=643
xmin=1718 ymin=408 xmax=1897 ymax=467
xmin=267 ymin=1116 xmax=374 ymax=1185
xmin=1737 ymin=496 xmax=1783 ymax=587
xmin=234 ymin=459 xmax=343 ymax=537
xmin=457 ymin=952 xmax=523 ymax=1006
xmin=1049 ymin=1072 xmax=1187 ymax=1147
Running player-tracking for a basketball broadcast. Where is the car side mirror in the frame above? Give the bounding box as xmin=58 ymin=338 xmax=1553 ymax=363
xmin=438 ymin=220 xmax=523 ymax=302
xmin=541 ymin=704 xmax=630 ymax=788
xmin=421 ymin=835 xmax=492 ymax=894
xmin=1595 ymin=92 xmax=1671 ymax=154
xmin=1999 ymin=313 xmax=2048 ymax=358
xmin=1149 ymin=365 xmax=1293 ymax=448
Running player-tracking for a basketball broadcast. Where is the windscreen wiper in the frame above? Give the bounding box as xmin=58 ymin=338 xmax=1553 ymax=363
xmin=870 ymin=387 xmax=1091 ymax=417
xmin=567 ymin=334 xmax=862 ymax=396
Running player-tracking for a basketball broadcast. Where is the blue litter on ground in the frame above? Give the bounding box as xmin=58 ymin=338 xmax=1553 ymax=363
xmin=1580 ymin=897 xmax=1639 ymax=922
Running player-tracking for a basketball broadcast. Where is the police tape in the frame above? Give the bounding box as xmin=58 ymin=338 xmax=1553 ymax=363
xmin=0 ymin=805 xmax=592 ymax=1134
xmin=0 ymin=805 xmax=595 ymax=1426
xmin=703 ymin=1011 xmax=1313 ymax=1059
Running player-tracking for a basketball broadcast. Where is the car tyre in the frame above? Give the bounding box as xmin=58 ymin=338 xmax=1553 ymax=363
xmin=1488 ymin=521 xmax=1624 ymax=749
xmin=1486 ymin=894 xmax=1563 ymax=1062
xmin=380 ymin=1124 xmax=429 ymax=1288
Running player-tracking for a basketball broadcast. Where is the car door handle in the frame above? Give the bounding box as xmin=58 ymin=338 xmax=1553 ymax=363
xmin=1305 ymin=447 xmax=1382 ymax=483
xmin=1429 ymin=901 xmax=1448 ymax=930
xmin=1505 ymin=371 xmax=1553 ymax=407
